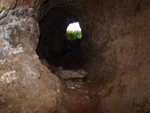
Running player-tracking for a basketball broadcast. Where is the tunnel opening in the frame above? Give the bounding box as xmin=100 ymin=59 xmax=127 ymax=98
xmin=36 ymin=9 xmax=85 ymax=70
xmin=36 ymin=8 xmax=100 ymax=113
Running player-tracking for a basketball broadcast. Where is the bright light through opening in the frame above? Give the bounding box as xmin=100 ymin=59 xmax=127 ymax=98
xmin=67 ymin=22 xmax=81 ymax=31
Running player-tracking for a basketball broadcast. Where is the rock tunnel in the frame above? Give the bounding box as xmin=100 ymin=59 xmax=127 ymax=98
xmin=36 ymin=8 xmax=84 ymax=69
xmin=0 ymin=0 xmax=150 ymax=113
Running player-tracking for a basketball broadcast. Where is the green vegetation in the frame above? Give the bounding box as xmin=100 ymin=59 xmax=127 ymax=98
xmin=66 ymin=30 xmax=82 ymax=41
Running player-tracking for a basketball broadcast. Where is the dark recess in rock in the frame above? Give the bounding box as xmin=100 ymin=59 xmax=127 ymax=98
xmin=36 ymin=8 xmax=87 ymax=69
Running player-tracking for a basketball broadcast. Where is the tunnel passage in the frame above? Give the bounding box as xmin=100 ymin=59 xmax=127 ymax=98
xmin=1 ymin=0 xmax=150 ymax=113
xmin=36 ymin=8 xmax=85 ymax=69
xmin=36 ymin=9 xmax=98 ymax=113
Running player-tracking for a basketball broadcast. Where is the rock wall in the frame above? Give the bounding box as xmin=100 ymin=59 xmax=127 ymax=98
xmin=77 ymin=0 xmax=150 ymax=112
xmin=0 ymin=1 xmax=62 ymax=113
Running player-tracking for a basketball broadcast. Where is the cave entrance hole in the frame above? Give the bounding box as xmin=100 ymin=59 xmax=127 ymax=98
xmin=36 ymin=10 xmax=84 ymax=70
xmin=36 ymin=8 xmax=100 ymax=113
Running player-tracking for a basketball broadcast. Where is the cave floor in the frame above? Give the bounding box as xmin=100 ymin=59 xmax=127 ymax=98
xmin=57 ymin=77 xmax=108 ymax=113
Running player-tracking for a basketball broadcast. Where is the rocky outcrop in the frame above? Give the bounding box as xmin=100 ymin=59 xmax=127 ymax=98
xmin=0 ymin=2 xmax=61 ymax=113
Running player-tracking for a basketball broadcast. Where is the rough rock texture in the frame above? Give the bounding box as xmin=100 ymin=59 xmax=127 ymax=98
xmin=0 ymin=0 xmax=150 ymax=113
xmin=0 ymin=2 xmax=62 ymax=113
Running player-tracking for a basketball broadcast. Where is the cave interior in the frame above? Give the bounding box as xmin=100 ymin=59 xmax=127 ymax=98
xmin=37 ymin=8 xmax=85 ymax=70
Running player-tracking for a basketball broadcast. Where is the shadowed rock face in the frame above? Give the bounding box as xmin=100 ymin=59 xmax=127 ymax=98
xmin=0 ymin=0 xmax=150 ymax=113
